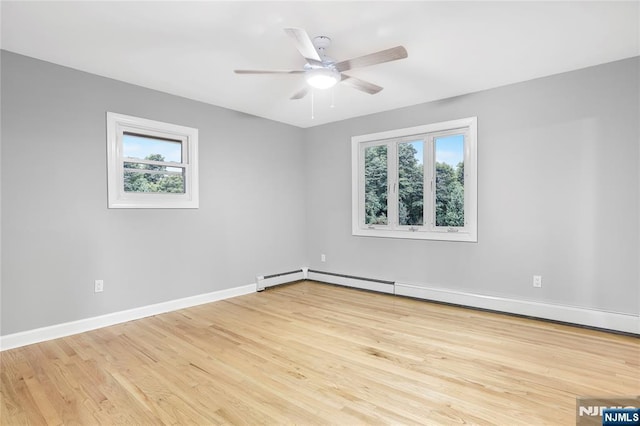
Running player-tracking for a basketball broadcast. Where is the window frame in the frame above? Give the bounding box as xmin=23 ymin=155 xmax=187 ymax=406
xmin=106 ymin=112 xmax=199 ymax=209
xmin=351 ymin=117 xmax=477 ymax=242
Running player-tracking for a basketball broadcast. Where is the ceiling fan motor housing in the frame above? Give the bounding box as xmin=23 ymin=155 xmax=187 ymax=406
xmin=313 ymin=36 xmax=335 ymax=65
xmin=313 ymin=36 xmax=331 ymax=50
xmin=234 ymin=27 xmax=408 ymax=98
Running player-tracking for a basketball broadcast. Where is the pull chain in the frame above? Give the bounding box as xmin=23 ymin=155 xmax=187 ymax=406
xmin=311 ymin=89 xmax=315 ymax=119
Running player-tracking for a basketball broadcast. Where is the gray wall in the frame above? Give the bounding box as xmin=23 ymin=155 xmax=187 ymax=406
xmin=1 ymin=51 xmax=307 ymax=334
xmin=305 ymin=57 xmax=639 ymax=315
xmin=2 ymin=51 xmax=638 ymax=336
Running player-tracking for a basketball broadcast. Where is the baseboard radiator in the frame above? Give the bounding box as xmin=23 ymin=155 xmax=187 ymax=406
xmin=258 ymin=268 xmax=637 ymax=334
xmin=301 ymin=270 xmax=637 ymax=335
xmin=306 ymin=270 xmax=395 ymax=294
xmin=256 ymin=268 xmax=307 ymax=291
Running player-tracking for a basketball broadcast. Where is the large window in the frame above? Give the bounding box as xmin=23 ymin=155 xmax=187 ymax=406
xmin=107 ymin=112 xmax=199 ymax=208
xmin=352 ymin=117 xmax=477 ymax=242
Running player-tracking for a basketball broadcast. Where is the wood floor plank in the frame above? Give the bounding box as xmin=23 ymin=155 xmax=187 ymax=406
xmin=1 ymin=281 xmax=638 ymax=425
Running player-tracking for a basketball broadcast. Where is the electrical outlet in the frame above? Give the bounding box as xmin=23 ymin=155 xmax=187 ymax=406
xmin=533 ymin=275 xmax=542 ymax=288
xmin=321 ymin=254 xmax=326 ymax=262
xmin=95 ymin=279 xmax=104 ymax=293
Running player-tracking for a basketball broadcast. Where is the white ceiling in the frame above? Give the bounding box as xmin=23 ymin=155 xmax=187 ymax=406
xmin=2 ymin=1 xmax=638 ymax=128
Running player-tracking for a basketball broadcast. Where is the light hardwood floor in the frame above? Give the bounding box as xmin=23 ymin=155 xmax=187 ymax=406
xmin=1 ymin=281 xmax=638 ymax=425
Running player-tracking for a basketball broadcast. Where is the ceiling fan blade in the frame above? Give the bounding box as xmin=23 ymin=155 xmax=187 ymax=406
xmin=335 ymin=46 xmax=408 ymax=73
xmin=234 ymin=69 xmax=305 ymax=74
xmin=341 ymin=74 xmax=383 ymax=95
xmin=284 ymin=28 xmax=322 ymax=63
xmin=290 ymin=87 xmax=309 ymax=100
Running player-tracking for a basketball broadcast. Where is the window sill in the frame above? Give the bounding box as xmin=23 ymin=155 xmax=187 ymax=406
xmin=352 ymin=227 xmax=477 ymax=242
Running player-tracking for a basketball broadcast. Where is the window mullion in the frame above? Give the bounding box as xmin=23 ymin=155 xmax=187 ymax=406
xmin=425 ymin=134 xmax=435 ymax=231
xmin=464 ymin=129 xmax=470 ymax=228
xmin=359 ymin=143 xmax=367 ymax=228
xmin=123 ymin=157 xmax=186 ymax=168
xmin=387 ymin=142 xmax=399 ymax=229
xmin=123 ymin=168 xmax=184 ymax=177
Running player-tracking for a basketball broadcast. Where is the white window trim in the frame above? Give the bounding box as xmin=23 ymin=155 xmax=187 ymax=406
xmin=106 ymin=112 xmax=199 ymax=208
xmin=351 ymin=117 xmax=477 ymax=242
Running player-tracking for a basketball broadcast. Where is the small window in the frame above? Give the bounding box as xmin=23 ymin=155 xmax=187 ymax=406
xmin=106 ymin=112 xmax=199 ymax=208
xmin=352 ymin=117 xmax=477 ymax=242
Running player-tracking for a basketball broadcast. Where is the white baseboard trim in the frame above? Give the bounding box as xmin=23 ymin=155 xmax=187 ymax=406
xmin=394 ymin=282 xmax=639 ymax=334
xmin=3 ymin=274 xmax=636 ymax=351
xmin=0 ymin=283 xmax=256 ymax=351
xmin=308 ymin=270 xmax=395 ymax=294
xmin=256 ymin=268 xmax=307 ymax=291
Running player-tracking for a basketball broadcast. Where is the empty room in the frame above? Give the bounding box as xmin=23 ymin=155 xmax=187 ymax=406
xmin=1 ymin=1 xmax=638 ymax=425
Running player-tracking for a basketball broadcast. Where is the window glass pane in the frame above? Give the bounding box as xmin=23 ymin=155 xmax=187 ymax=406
xmin=123 ymin=133 xmax=182 ymax=163
xmin=398 ymin=140 xmax=424 ymax=226
xmin=435 ymin=134 xmax=465 ymax=227
xmin=124 ymin=169 xmax=185 ymax=194
xmin=364 ymin=145 xmax=388 ymax=225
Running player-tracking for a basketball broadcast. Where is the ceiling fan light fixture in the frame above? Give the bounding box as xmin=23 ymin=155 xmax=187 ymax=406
xmin=305 ymin=68 xmax=340 ymax=90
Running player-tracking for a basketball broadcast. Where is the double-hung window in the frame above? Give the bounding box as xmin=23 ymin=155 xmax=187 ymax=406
xmin=106 ymin=112 xmax=199 ymax=208
xmin=352 ymin=117 xmax=477 ymax=242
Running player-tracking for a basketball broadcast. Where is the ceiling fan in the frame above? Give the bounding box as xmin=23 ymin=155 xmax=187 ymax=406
xmin=234 ymin=28 xmax=408 ymax=100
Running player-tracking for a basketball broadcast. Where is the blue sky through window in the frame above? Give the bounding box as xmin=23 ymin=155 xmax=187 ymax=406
xmin=408 ymin=140 xmax=423 ymax=165
xmin=123 ymin=134 xmax=182 ymax=163
xmin=435 ymin=134 xmax=464 ymax=167
xmin=407 ymin=135 xmax=463 ymax=166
